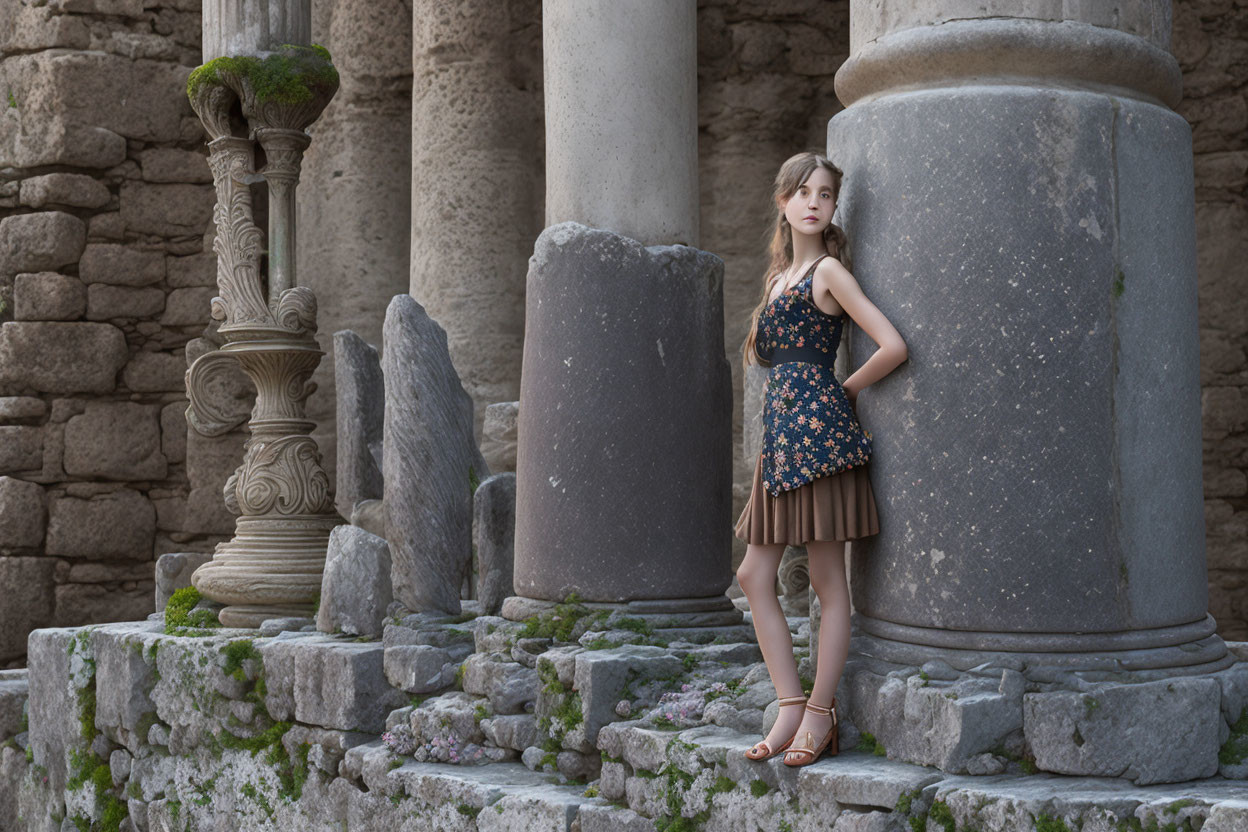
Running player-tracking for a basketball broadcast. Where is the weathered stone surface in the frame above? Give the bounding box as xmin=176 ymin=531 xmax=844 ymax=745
xmin=847 ymin=667 xmax=1025 ymax=774
xmin=0 ymin=3 xmax=90 ymax=51
xmin=382 ymin=294 xmax=490 ymax=615
xmin=461 ymin=653 xmax=539 ymax=715
xmin=165 ymin=252 xmax=216 ymax=287
xmin=47 ymin=0 xmax=146 ymax=18
xmin=515 ymin=223 xmax=732 ymax=602
xmin=78 ymin=243 xmax=165 ymax=287
xmin=1024 ymin=678 xmax=1222 ymax=784
xmin=46 ymin=489 xmax=155 ymax=559
xmin=159 ymin=287 xmax=213 ymax=326
xmin=261 ymin=635 xmax=407 ymax=733
xmin=18 ymin=173 xmax=110 ymax=209
xmin=383 ymin=644 xmax=457 ymax=694
xmin=0 ymin=559 xmax=56 ymax=660
xmin=23 ymin=627 xmax=87 ymax=791
xmin=184 ymin=429 xmax=247 ymax=535
xmin=63 ymin=401 xmax=166 ymax=480
xmin=87 ymin=284 xmax=165 ymax=320
xmin=475 ymin=472 xmax=516 ymax=616
xmin=90 ymin=621 xmax=161 ymax=748
xmin=13 ymin=272 xmax=86 ymax=321
xmin=481 ymin=400 xmax=518 ymax=474
xmin=122 ymin=351 xmax=185 ymax=393
xmin=317 ymin=525 xmax=393 ymax=637
xmin=119 ymin=182 xmax=214 ymax=236
xmin=53 ymin=582 xmax=154 ymax=627
xmin=0 ymin=426 xmax=42 ymax=472
xmin=333 ymin=330 xmax=384 ymax=520
xmin=159 ymin=401 xmax=187 ymax=464
xmin=0 ymin=670 xmax=27 ymax=740
xmin=0 ymin=475 xmax=46 ymax=549
xmin=138 ymin=148 xmax=212 ymax=183
xmin=0 ymin=397 xmax=46 ymax=422
xmin=0 ymin=211 xmax=86 ymax=273
xmin=0 ymin=322 xmax=127 ymax=394
xmin=480 ymin=713 xmax=540 ymax=752
xmin=572 ymin=646 xmax=684 ymax=744
xmin=409 ymin=691 xmax=486 ymax=745
xmin=154 ymin=551 xmax=212 ymax=610
xmin=798 ymin=753 xmax=943 ymax=810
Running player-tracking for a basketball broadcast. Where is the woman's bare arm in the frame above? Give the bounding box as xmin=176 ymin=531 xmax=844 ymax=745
xmin=813 ymin=257 xmax=908 ymax=400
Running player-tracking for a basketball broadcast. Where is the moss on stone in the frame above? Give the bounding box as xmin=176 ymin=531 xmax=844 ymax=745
xmin=164 ymin=587 xmax=221 ymax=636
xmin=1035 ymin=814 xmax=1075 ymax=832
xmin=1220 ymin=708 xmax=1248 ymax=766
xmin=856 ymin=730 xmax=886 ymax=756
xmin=186 ymin=43 xmax=338 ymax=106
xmin=749 ymin=779 xmax=770 ymax=797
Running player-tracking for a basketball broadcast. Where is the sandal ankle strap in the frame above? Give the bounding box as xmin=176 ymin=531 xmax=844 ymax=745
xmin=776 ymin=695 xmax=808 ymax=707
xmin=805 ymin=701 xmax=833 ymax=715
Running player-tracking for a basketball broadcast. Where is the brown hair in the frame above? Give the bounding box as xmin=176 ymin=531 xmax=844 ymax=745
xmin=741 ymin=151 xmax=849 ymax=369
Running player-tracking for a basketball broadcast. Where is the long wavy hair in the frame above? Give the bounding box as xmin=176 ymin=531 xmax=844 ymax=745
xmin=742 ymin=152 xmax=849 ymax=369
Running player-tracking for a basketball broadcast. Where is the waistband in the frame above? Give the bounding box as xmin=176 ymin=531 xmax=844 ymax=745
xmin=770 ymin=345 xmax=836 ymax=369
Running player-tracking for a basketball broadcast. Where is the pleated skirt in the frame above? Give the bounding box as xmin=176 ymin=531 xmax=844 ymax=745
xmin=734 ymin=451 xmax=880 ymax=545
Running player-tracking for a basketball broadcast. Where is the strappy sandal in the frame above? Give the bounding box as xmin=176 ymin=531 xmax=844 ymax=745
xmin=782 ymin=698 xmax=838 ymax=767
xmin=744 ymin=695 xmax=807 ymax=761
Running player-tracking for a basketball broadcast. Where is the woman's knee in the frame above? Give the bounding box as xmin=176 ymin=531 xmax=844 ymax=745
xmin=735 ymin=561 xmax=775 ymax=596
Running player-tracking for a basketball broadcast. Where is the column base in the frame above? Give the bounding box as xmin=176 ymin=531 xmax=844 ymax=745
xmin=500 ymin=594 xmax=743 ymax=629
xmin=192 ymin=514 xmax=340 ymax=628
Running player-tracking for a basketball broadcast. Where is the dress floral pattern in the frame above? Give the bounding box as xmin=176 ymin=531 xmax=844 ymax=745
xmin=755 ymin=255 xmax=873 ymax=497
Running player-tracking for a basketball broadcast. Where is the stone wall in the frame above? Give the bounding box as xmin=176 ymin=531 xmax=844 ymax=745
xmin=0 ymin=0 xmax=222 ymax=667
xmin=1173 ymin=1 xmax=1248 ymax=639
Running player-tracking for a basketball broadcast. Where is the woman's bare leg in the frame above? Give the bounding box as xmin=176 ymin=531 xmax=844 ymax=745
xmin=736 ymin=542 xmax=805 ymax=752
xmin=784 ymin=538 xmax=849 ymax=762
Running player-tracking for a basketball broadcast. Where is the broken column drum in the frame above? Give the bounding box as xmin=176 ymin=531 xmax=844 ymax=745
xmin=183 ymin=14 xmax=341 ymax=627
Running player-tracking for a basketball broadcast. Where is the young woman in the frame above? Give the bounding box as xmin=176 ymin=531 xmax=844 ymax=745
xmin=735 ymin=151 xmax=907 ymax=767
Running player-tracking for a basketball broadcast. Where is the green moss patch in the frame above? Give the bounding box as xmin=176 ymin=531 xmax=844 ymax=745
xmin=164 ymin=587 xmax=221 ymax=636
xmin=187 ymin=43 xmax=338 ymax=106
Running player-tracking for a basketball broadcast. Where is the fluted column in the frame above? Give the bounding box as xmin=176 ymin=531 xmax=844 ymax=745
xmin=834 ymin=1 xmax=1226 ymax=672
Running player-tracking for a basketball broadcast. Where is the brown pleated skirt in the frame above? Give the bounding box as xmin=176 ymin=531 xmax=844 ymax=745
xmin=734 ymin=452 xmax=880 ymax=545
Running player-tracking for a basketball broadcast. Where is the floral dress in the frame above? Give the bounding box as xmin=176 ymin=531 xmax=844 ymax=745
xmin=755 ymin=255 xmax=872 ymax=497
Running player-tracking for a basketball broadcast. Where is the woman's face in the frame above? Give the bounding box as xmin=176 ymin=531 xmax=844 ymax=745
xmin=782 ymin=167 xmax=836 ymax=238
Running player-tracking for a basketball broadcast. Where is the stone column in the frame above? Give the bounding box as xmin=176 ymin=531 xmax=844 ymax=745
xmin=186 ymin=0 xmax=341 ymax=627
xmin=506 ymin=0 xmax=738 ymax=626
xmin=826 ymin=0 xmax=1243 ymax=784
xmin=297 ymin=0 xmax=412 ymax=486
xmin=408 ymin=0 xmax=542 ymax=442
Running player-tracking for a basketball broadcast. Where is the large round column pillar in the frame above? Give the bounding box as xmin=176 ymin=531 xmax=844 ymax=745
xmin=833 ymin=1 xmax=1225 ymax=672
xmin=505 ymin=0 xmax=737 ymax=625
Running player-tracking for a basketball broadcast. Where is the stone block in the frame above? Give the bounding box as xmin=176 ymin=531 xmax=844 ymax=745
xmin=47 ymin=0 xmax=146 ymax=17
xmin=0 ymin=211 xmax=86 ymax=273
xmin=13 ymin=272 xmax=86 ymax=321
xmin=53 ymin=582 xmax=154 ymax=628
xmin=0 ymin=322 xmax=127 ymax=394
xmin=383 ymin=644 xmax=457 ymax=694
xmin=481 ymin=400 xmax=518 ymax=473
xmin=847 ymin=668 xmax=1025 ymax=774
xmin=0 ymin=426 xmax=42 ymax=472
xmin=462 ymin=653 xmax=539 ymax=715
xmin=0 ymin=4 xmax=90 ymax=51
xmin=1023 ymin=678 xmax=1222 ymax=784
xmin=90 ymin=621 xmax=161 ymax=748
xmin=154 ymin=551 xmax=212 ymax=610
xmin=0 ymin=671 xmax=27 ymax=741
xmin=480 ymin=713 xmax=540 ymax=752
xmin=316 ymin=525 xmax=392 ymax=637
xmin=122 ymin=351 xmax=185 ymax=393
xmin=138 ymin=148 xmax=212 ymax=184
xmin=0 ymin=559 xmax=56 ymax=661
xmin=475 ymin=472 xmax=516 ymax=616
xmin=86 ymin=285 xmax=165 ymax=320
xmin=119 ymin=182 xmax=214 ymax=237
xmin=383 ymin=294 xmax=489 ymax=615
xmin=24 ymin=627 xmax=89 ymax=792
xmin=159 ymin=401 xmax=187 ymax=464
xmin=0 ymin=476 xmax=46 ymax=549
xmin=166 ymin=252 xmax=216 ymax=287
xmin=573 ymin=646 xmax=685 ymax=744
xmin=3 ymin=51 xmax=187 ymax=145
xmin=0 ymin=397 xmax=46 ymax=422
xmin=46 ymin=489 xmax=155 ymax=559
xmin=332 ymin=330 xmax=384 ymax=520
xmin=409 ymin=691 xmax=486 ymax=745
xmin=261 ymin=635 xmax=407 ymax=733
xmin=159 ymin=287 xmax=213 ymax=326
xmin=18 ymin=173 xmax=110 ymax=210
xmin=78 ymin=244 xmax=165 ymax=287
xmin=63 ymin=402 xmax=166 ymax=480
xmin=796 ymin=753 xmax=943 ymax=811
